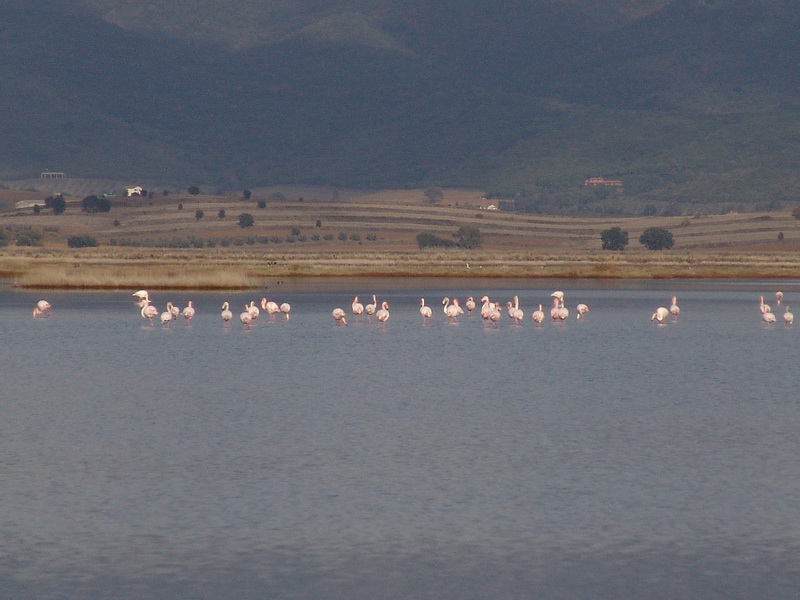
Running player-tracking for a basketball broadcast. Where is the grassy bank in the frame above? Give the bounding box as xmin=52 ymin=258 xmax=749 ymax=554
xmin=3 ymin=246 xmax=800 ymax=290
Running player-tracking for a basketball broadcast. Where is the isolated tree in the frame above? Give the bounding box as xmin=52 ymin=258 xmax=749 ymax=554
xmin=424 ymin=186 xmax=444 ymax=204
xmin=257 ymin=199 xmax=267 ymax=209
xmin=600 ymin=227 xmax=629 ymax=250
xmin=455 ymin=225 xmax=482 ymax=249
xmin=82 ymin=195 xmax=111 ymax=213
xmin=49 ymin=195 xmax=66 ymax=215
xmin=243 ymin=189 xmax=252 ymax=200
xmin=639 ymin=226 xmax=674 ymax=250
xmin=238 ymin=213 xmax=254 ymax=228
xmin=195 ymin=209 xmax=204 ymax=220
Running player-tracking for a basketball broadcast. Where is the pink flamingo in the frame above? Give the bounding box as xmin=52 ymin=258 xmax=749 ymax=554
xmin=160 ymin=304 xmax=174 ymax=326
xmin=508 ymin=296 xmax=524 ymax=324
xmin=247 ymin=300 xmax=260 ymax=321
xmin=332 ymin=307 xmax=348 ymax=325
xmin=651 ymin=307 xmax=669 ymax=323
xmin=420 ymin=298 xmax=433 ymax=321
xmin=465 ymin=296 xmax=476 ymax=315
xmin=352 ymin=296 xmax=364 ymax=319
xmin=532 ymin=303 xmax=544 ymax=324
xmin=182 ymin=300 xmax=195 ymax=324
xmin=365 ymin=294 xmax=377 ymax=318
xmin=576 ymin=303 xmax=589 ymax=319
xmin=776 ymin=291 xmax=784 ymax=306
xmin=443 ymin=297 xmax=460 ymax=322
xmin=240 ymin=305 xmax=253 ymax=329
xmin=140 ymin=302 xmax=158 ymax=326
xmin=261 ymin=297 xmax=280 ymax=319
xmin=759 ymin=295 xmax=771 ymax=314
xmin=32 ymin=299 xmax=51 ymax=318
xmin=763 ymin=310 xmax=777 ymax=324
xmin=782 ymin=306 xmax=793 ymax=324
xmin=376 ymin=301 xmax=390 ymax=323
xmin=221 ymin=301 xmax=233 ymax=324
xmin=669 ymin=296 xmax=680 ymax=316
xmin=280 ymin=302 xmax=291 ymax=320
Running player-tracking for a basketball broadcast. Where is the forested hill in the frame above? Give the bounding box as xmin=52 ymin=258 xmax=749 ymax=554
xmin=1 ymin=0 xmax=799 ymax=215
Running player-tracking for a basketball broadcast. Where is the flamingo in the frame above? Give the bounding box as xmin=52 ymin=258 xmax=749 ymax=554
xmin=365 ymin=294 xmax=377 ymax=320
xmin=532 ymin=303 xmax=545 ymax=324
xmin=557 ymin=299 xmax=569 ymax=321
xmin=783 ymin=306 xmax=793 ymax=324
xmin=32 ymin=299 xmax=51 ymax=317
xmin=488 ymin=303 xmax=501 ymax=326
xmin=261 ymin=297 xmax=280 ymax=318
xmin=443 ymin=297 xmax=460 ymax=322
xmin=420 ymin=298 xmax=433 ymax=321
xmin=776 ymin=291 xmax=784 ymax=306
xmin=240 ymin=305 xmax=253 ymax=328
xmin=376 ymin=301 xmax=390 ymax=323
xmin=576 ymin=303 xmax=589 ymax=319
xmin=132 ymin=290 xmax=151 ymax=308
xmin=160 ymin=305 xmax=173 ymax=326
xmin=352 ymin=296 xmax=364 ymax=319
xmin=508 ymin=296 xmax=524 ymax=324
xmin=141 ymin=302 xmax=158 ymax=326
xmin=669 ymin=296 xmax=680 ymax=316
xmin=182 ymin=300 xmax=195 ymax=323
xmin=332 ymin=307 xmax=348 ymax=325
xmin=480 ymin=296 xmax=493 ymax=320
xmin=247 ymin=300 xmax=260 ymax=321
xmin=465 ymin=296 xmax=476 ymax=315
xmin=759 ymin=295 xmax=771 ymax=314
xmin=550 ymin=296 xmax=560 ymax=321
xmin=221 ymin=301 xmax=233 ymax=323
xmin=651 ymin=307 xmax=669 ymax=323
xmin=280 ymin=302 xmax=291 ymax=320
xmin=762 ymin=310 xmax=777 ymax=324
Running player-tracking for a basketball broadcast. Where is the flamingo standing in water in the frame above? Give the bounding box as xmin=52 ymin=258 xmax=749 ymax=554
xmin=776 ymin=291 xmax=784 ymax=306
xmin=508 ymin=296 xmax=524 ymax=324
xmin=332 ymin=307 xmax=347 ymax=325
xmin=762 ymin=310 xmax=777 ymax=324
xmin=465 ymin=296 xmax=476 ymax=315
xmin=160 ymin=304 xmax=174 ymax=326
xmin=651 ymin=307 xmax=669 ymax=323
xmin=420 ymin=298 xmax=433 ymax=322
xmin=221 ymin=301 xmax=233 ymax=323
xmin=261 ymin=297 xmax=280 ymax=319
xmin=140 ymin=302 xmax=158 ymax=326
xmin=132 ymin=290 xmax=151 ymax=308
xmin=240 ymin=305 xmax=253 ymax=329
xmin=759 ymin=295 xmax=771 ymax=314
xmin=32 ymin=299 xmax=51 ymax=318
xmin=442 ymin=297 xmax=460 ymax=322
xmin=557 ymin=299 xmax=569 ymax=321
xmin=782 ymin=306 xmax=793 ymax=324
xmin=182 ymin=301 xmax=195 ymax=324
xmin=364 ymin=295 xmax=377 ymax=320
xmin=246 ymin=300 xmax=259 ymax=322
xmin=280 ymin=302 xmax=291 ymax=320
xmin=576 ymin=303 xmax=589 ymax=319
xmin=352 ymin=296 xmax=364 ymax=320
xmin=670 ymin=296 xmax=680 ymax=317
xmin=532 ymin=304 xmax=545 ymax=324
xmin=376 ymin=301 xmax=390 ymax=323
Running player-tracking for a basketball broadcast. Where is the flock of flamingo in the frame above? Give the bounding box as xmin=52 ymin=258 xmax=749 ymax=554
xmin=331 ymin=291 xmax=588 ymax=326
xmin=129 ymin=290 xmax=291 ymax=328
xmin=27 ymin=288 xmax=792 ymax=327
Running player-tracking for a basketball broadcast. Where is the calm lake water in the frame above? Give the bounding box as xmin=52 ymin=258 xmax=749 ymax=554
xmin=2 ymin=279 xmax=800 ymax=599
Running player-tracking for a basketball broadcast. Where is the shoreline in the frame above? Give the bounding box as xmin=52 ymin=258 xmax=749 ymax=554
xmin=3 ymin=247 xmax=800 ymax=290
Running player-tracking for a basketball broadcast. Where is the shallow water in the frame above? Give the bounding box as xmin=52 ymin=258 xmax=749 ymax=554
xmin=2 ymin=281 xmax=800 ymax=599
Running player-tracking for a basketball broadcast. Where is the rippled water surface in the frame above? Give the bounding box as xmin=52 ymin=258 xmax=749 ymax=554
xmin=2 ymin=280 xmax=800 ymax=599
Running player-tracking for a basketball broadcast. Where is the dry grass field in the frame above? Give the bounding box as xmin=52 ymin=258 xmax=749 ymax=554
xmin=2 ymin=185 xmax=800 ymax=289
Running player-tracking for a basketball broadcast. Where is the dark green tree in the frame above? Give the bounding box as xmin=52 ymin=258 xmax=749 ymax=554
xmin=600 ymin=227 xmax=629 ymax=250
xmin=195 ymin=209 xmax=204 ymax=220
xmin=67 ymin=235 xmax=98 ymax=248
xmin=454 ymin=225 xmax=482 ymax=249
xmin=639 ymin=227 xmax=675 ymax=250
xmin=238 ymin=213 xmax=254 ymax=228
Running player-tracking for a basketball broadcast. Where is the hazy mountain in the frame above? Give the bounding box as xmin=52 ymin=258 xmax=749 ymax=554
xmin=1 ymin=0 xmax=799 ymax=213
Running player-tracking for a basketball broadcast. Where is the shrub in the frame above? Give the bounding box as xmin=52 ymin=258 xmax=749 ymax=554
xmin=323 ymin=234 xmax=334 ymax=241
xmin=218 ymin=209 xmax=226 ymax=219
xmin=337 ymin=232 xmax=348 ymax=241
xmin=350 ymin=233 xmax=361 ymax=241
xmin=67 ymin=235 xmax=98 ymax=248
xmin=195 ymin=209 xmax=204 ymax=220
xmin=16 ymin=229 xmax=44 ymax=246
xmin=417 ymin=232 xmax=457 ymax=248
xmin=257 ymin=199 xmax=267 ymax=209
xmin=238 ymin=213 xmax=254 ymax=228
